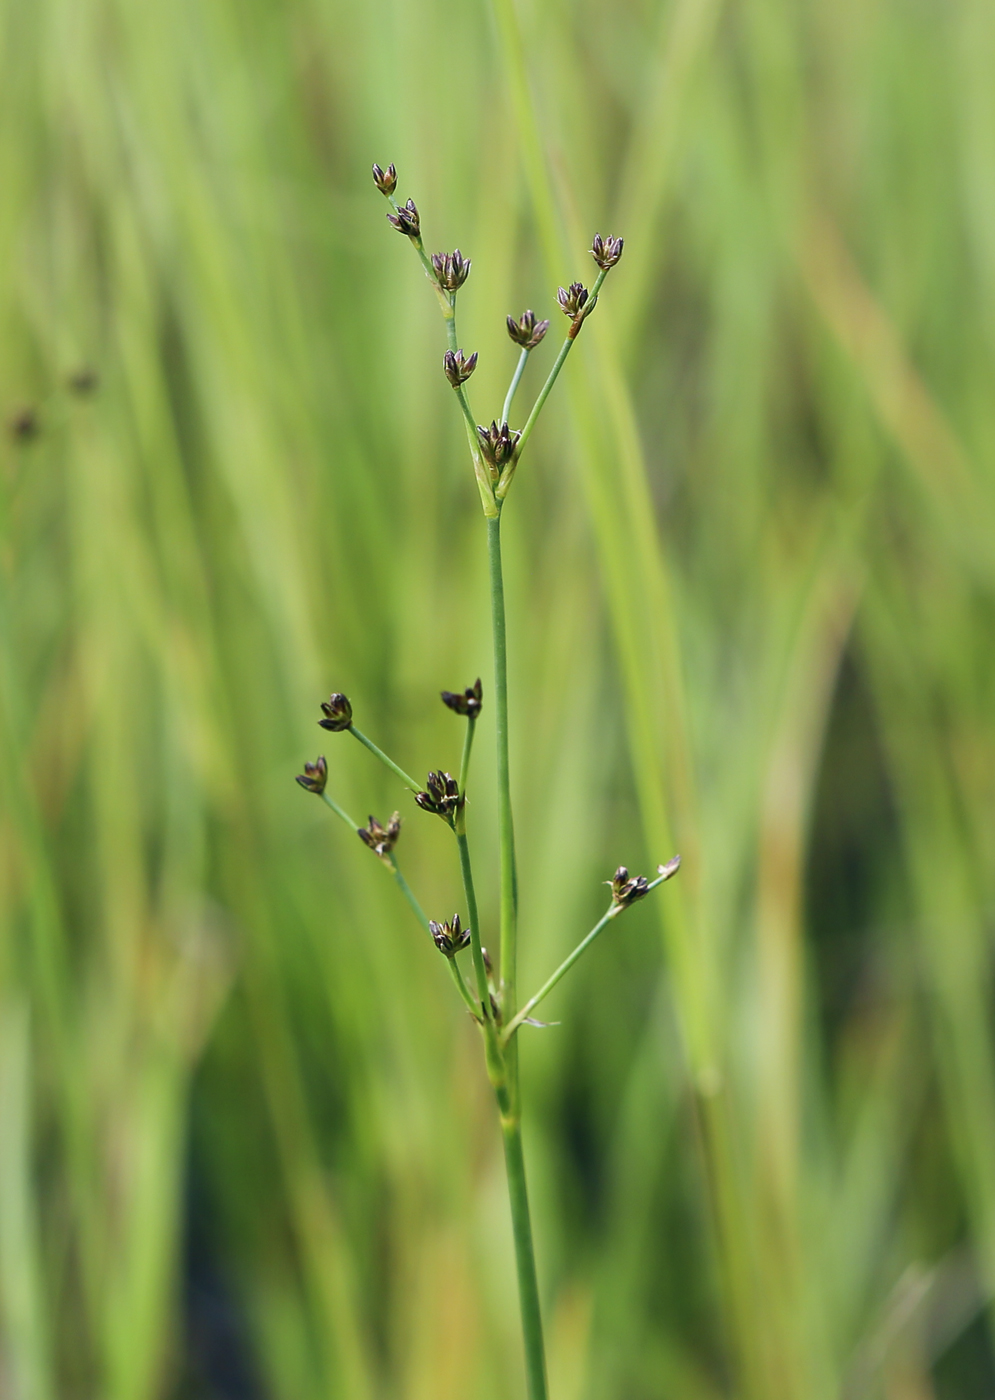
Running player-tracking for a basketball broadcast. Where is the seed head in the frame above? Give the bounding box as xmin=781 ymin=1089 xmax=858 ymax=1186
xmin=591 ymin=233 xmax=624 ymax=270
xmin=432 ymin=249 xmax=471 ymax=291
xmin=318 ymin=693 xmax=353 ymax=732
xmin=415 ymin=770 xmax=463 ymax=822
xmin=429 ymin=913 xmax=471 ymax=957
xmin=443 ymin=349 xmax=478 ymax=387
xmin=476 ymin=420 xmax=520 ymax=473
xmin=608 ymin=865 xmax=650 ymax=908
xmin=387 ymin=198 xmax=420 ymax=237
xmin=358 ymin=811 xmax=402 ymax=860
xmin=506 ymin=309 xmax=550 ymax=350
xmin=441 ymin=678 xmax=482 ymax=719
xmin=372 ymin=162 xmax=398 ymax=197
xmin=658 ymin=855 xmax=682 ymax=882
xmin=295 ymin=756 xmax=328 ymax=795
xmin=557 ymin=282 xmax=589 ymax=318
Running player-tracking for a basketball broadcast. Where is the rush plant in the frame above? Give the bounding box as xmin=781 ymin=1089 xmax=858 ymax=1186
xmin=296 ymin=165 xmax=680 ymax=1400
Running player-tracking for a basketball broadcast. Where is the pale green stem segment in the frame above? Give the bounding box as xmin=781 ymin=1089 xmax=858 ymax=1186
xmin=502 ymin=1115 xmax=549 ymax=1400
xmin=455 ymin=826 xmax=492 ymax=1022
xmin=501 ymin=266 xmax=611 ymax=495
xmin=502 ymin=867 xmax=680 ymax=1044
xmin=321 ymin=790 xmax=358 ymax=830
xmin=487 ymin=514 xmax=517 ymax=1017
xmin=502 ymin=348 xmax=530 ymax=425
xmin=347 ymin=725 xmax=421 ymax=793
xmin=458 ymin=716 xmax=476 ymax=796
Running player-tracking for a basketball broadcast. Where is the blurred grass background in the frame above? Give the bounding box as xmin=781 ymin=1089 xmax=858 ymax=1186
xmin=2 ymin=0 xmax=995 ymax=1395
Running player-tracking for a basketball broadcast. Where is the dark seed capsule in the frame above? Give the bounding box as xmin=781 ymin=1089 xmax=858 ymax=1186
xmin=358 ymin=811 xmax=402 ymax=860
xmin=591 ymin=233 xmax=624 ymax=269
xmin=506 ymin=309 xmax=550 ymax=350
xmin=476 ymin=421 xmax=520 ymax=473
xmin=443 ymin=349 xmax=478 ymax=387
xmin=386 ymin=198 xmax=420 ymax=237
xmin=319 ymin=693 xmax=353 ymax=732
xmin=430 ymin=913 xmax=472 ymax=956
xmin=431 ymin=249 xmax=471 ymax=291
xmin=441 ymin=678 xmax=483 ymax=719
xmin=372 ymin=162 xmax=398 ymax=196
xmin=295 ymin=756 xmax=328 ymax=795
xmin=415 ymin=770 xmax=463 ymax=821
xmin=609 ymin=865 xmax=650 ymax=908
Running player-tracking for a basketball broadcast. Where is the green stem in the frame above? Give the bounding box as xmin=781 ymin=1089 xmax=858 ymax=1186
xmin=502 ymin=348 xmax=530 ymax=425
xmin=502 ymin=1115 xmax=549 ymax=1400
xmin=455 ymin=827 xmax=492 ymax=1021
xmin=389 ymin=861 xmax=431 ymax=936
xmin=348 ymin=725 xmax=421 ymax=792
xmin=459 ymin=717 xmax=477 ymax=796
xmin=510 ymin=267 xmax=610 ymax=467
xmin=488 ymin=514 xmax=518 ymax=1017
xmin=321 ymin=790 xmax=358 ymax=830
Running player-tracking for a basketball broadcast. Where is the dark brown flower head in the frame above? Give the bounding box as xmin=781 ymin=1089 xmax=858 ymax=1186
xmin=386 ymin=198 xmax=420 ymax=237
xmin=441 ymin=678 xmax=482 ymax=720
xmin=432 ymin=249 xmax=471 ymax=291
xmin=429 ymin=913 xmax=471 ymax=957
xmin=476 ymin=420 xmax=520 ymax=473
xmin=358 ymin=811 xmax=402 ymax=860
xmin=443 ymin=349 xmax=478 ymax=387
xmin=591 ymin=233 xmax=624 ymax=269
xmin=9 ymin=408 xmax=39 ymax=442
xmin=68 ymin=368 xmax=99 ymax=395
xmin=506 ymin=309 xmax=550 ymax=350
xmin=318 ymin=693 xmax=353 ymax=732
xmin=372 ymin=162 xmax=398 ymax=196
xmin=557 ymin=282 xmax=589 ymax=318
xmin=415 ymin=770 xmax=463 ymax=822
xmin=658 ymin=855 xmax=682 ymax=882
xmin=295 ymin=756 xmax=328 ymax=795
xmin=609 ymin=865 xmax=650 ymax=908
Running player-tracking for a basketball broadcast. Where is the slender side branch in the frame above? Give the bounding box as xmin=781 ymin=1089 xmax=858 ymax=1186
xmin=502 ymin=348 xmax=530 ymax=425
xmin=348 ymin=725 xmax=421 ymax=792
xmin=321 ymin=791 xmax=359 ymax=831
xmin=458 ymin=716 xmax=477 ymax=796
xmin=488 ymin=514 xmax=518 ymax=1019
xmin=455 ymin=827 xmax=492 ymax=1021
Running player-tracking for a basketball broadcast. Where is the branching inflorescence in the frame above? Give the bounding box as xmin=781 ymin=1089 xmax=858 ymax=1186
xmin=296 ymin=163 xmax=681 ymax=1400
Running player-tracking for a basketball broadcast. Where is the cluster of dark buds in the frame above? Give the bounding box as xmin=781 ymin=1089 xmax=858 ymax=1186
xmin=319 ymin=692 xmax=353 ymax=732
xmin=371 ymin=162 xmax=397 ymax=196
xmin=591 ymin=233 xmax=624 ymax=269
xmin=358 ymin=812 xmax=401 ymax=860
xmin=387 ymin=198 xmax=420 ymax=237
xmin=432 ymin=249 xmax=471 ymax=291
xmin=609 ymin=866 xmax=650 ymax=907
xmin=477 ymin=420 xmax=520 ymax=473
xmin=441 ymin=678 xmax=483 ymax=719
xmin=444 ymin=349 xmax=478 ymax=387
xmin=296 ymin=756 xmax=328 ymax=795
xmin=506 ymin=309 xmax=549 ymax=349
xmin=429 ymin=913 xmax=472 ymax=957
xmin=558 ymin=282 xmax=589 ymax=319
xmin=415 ymin=770 xmax=463 ymax=821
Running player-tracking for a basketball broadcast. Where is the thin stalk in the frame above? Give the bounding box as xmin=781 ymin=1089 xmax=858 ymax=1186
xmin=502 ymin=1117 xmax=549 ymax=1400
xmin=390 ymin=862 xmax=431 ymax=937
xmin=487 ymin=514 xmax=518 ymax=1016
xmin=512 ymin=268 xmax=609 ymax=464
xmin=348 ymin=725 xmax=421 ymax=791
xmin=455 ymin=826 xmax=492 ymax=1020
xmin=321 ymin=791 xmax=358 ymax=830
xmin=458 ymin=716 xmax=477 ymax=796
xmin=502 ymin=348 xmax=530 ymax=425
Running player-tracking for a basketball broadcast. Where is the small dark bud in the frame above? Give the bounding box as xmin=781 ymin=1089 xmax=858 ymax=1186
xmin=557 ymin=282 xmax=589 ymax=318
xmin=591 ymin=233 xmax=624 ymax=270
xmin=415 ymin=770 xmax=463 ymax=822
xmin=443 ymin=349 xmax=478 ymax=387
xmin=318 ymin=693 xmax=353 ymax=732
xmin=68 ymin=368 xmax=98 ymax=395
xmin=9 ymin=408 xmax=39 ymax=441
xmin=658 ymin=855 xmax=681 ymax=881
xmin=441 ymin=678 xmax=482 ymax=719
xmin=430 ymin=913 xmax=472 ymax=957
xmin=386 ymin=198 xmax=420 ymax=237
xmin=506 ymin=309 xmax=549 ymax=350
xmin=358 ymin=811 xmax=402 ymax=860
xmin=295 ymin=756 xmax=328 ymax=795
xmin=372 ymin=163 xmax=398 ymax=196
xmin=431 ymin=249 xmax=471 ymax=291
xmin=609 ymin=865 xmax=650 ymax=908
xmin=481 ymin=946 xmax=493 ymax=977
xmin=476 ymin=421 xmax=520 ymax=474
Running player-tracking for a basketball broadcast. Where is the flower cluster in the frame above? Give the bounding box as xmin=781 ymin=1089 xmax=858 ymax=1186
xmin=432 ymin=249 xmax=471 ymax=291
xmin=429 ymin=913 xmax=472 ymax=957
xmin=358 ymin=812 xmax=401 ymax=860
xmin=441 ymin=678 xmax=483 ymax=719
xmin=387 ymin=198 xmax=420 ymax=237
xmin=591 ymin=233 xmax=624 ymax=269
xmin=415 ymin=770 xmax=463 ymax=822
xmin=609 ymin=866 xmax=650 ymax=908
xmin=476 ymin=420 xmax=520 ymax=472
xmin=506 ymin=309 xmax=549 ymax=350
xmin=319 ymin=693 xmax=353 ymax=732
xmin=444 ymin=349 xmax=478 ymax=387
xmin=296 ymin=756 xmax=328 ymax=795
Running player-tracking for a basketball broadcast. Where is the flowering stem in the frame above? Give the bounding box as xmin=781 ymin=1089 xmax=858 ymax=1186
xmin=487 ymin=513 xmax=517 ymax=1018
xmin=501 ymin=1117 xmax=548 ymax=1400
xmin=511 ymin=267 xmax=610 ymax=467
xmin=455 ymin=825 xmax=492 ymax=1021
xmin=347 ymin=725 xmax=421 ymax=792
xmin=458 ymin=716 xmax=477 ymax=796
xmin=502 ymin=348 xmax=530 ymax=425
xmin=321 ymin=791 xmax=358 ymax=830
